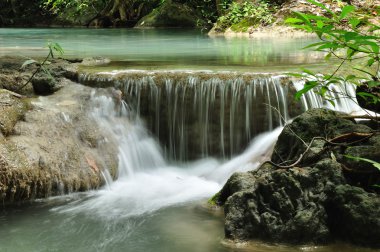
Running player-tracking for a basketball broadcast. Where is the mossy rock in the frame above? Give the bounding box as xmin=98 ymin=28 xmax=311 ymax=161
xmin=0 ymin=90 xmax=28 ymax=136
xmin=230 ymin=18 xmax=258 ymax=32
xmin=136 ymin=1 xmax=198 ymax=28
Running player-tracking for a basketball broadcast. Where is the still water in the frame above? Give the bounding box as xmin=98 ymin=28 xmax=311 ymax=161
xmin=0 ymin=28 xmax=323 ymax=71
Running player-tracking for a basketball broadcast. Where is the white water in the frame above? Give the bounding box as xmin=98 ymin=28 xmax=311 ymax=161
xmin=55 ymin=91 xmax=283 ymax=219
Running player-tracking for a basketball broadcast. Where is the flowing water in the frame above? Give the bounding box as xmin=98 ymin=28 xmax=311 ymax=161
xmin=0 ymin=29 xmax=376 ymax=252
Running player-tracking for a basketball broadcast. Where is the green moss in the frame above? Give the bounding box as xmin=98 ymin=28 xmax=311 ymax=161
xmin=208 ymin=191 xmax=221 ymax=206
xmin=230 ymin=18 xmax=258 ymax=32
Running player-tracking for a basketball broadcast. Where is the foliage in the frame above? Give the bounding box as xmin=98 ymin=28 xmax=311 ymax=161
xmin=41 ymin=0 xmax=159 ymax=25
xmin=285 ymin=0 xmax=380 ymax=108
xmin=18 ymin=42 xmax=64 ymax=92
xmin=215 ymin=0 xmax=276 ymax=32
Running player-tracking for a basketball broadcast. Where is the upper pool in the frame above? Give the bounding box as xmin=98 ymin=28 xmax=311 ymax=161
xmin=0 ymin=28 xmax=323 ymax=71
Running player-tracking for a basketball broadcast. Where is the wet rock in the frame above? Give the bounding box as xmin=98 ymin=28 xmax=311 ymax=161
xmin=81 ymin=57 xmax=111 ymax=67
xmin=271 ymin=108 xmax=372 ymax=164
xmin=326 ymin=184 xmax=380 ymax=248
xmin=31 ymin=72 xmax=60 ymax=95
xmin=217 ymin=108 xmax=380 ymax=247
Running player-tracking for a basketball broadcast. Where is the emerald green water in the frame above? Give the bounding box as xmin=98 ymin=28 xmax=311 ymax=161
xmin=0 ymin=28 xmax=323 ymax=71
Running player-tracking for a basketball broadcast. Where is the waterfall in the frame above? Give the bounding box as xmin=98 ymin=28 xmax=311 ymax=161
xmin=80 ymin=71 xmax=292 ymax=161
xmin=55 ymin=87 xmax=285 ymax=219
xmin=79 ymin=70 xmax=362 ymax=162
xmin=55 ymin=70 xmax=363 ymax=219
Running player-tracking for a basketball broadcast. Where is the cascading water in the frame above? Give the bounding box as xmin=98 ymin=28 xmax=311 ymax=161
xmin=54 ymin=70 xmax=363 ymax=221
xmin=79 ymin=70 xmax=362 ymax=162
xmin=80 ymin=71 xmax=293 ymax=161
xmin=56 ymin=90 xmax=284 ymax=218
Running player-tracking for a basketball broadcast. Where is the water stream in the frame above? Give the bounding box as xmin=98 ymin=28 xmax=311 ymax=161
xmin=0 ymin=29 xmax=376 ymax=252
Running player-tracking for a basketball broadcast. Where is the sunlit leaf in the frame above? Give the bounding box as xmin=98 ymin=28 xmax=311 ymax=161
xmin=349 ymin=18 xmax=361 ymax=28
xmin=295 ymin=81 xmax=318 ymax=100
xmin=285 ymin=18 xmax=304 ymax=24
xmin=340 ymin=5 xmax=355 ymax=19
xmin=21 ymin=59 xmax=38 ymax=69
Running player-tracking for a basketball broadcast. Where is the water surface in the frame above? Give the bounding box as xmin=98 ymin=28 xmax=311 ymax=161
xmin=0 ymin=28 xmax=324 ymax=71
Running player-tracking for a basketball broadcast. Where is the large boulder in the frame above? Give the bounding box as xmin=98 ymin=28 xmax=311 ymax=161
xmin=135 ymin=1 xmax=199 ymax=28
xmin=216 ymin=108 xmax=380 ymax=247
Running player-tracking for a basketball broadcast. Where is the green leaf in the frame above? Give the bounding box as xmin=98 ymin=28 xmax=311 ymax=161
xmin=293 ymin=12 xmax=311 ymax=25
xmin=349 ymin=18 xmax=361 ymax=28
xmin=285 ymin=17 xmax=304 ymax=24
xmin=367 ymin=81 xmax=380 ymax=88
xmin=325 ymin=52 xmax=332 ymax=60
xmin=345 ymin=155 xmax=380 ymax=171
xmin=367 ymin=58 xmax=375 ymax=67
xmin=21 ymin=59 xmax=38 ymax=69
xmin=300 ymin=68 xmax=316 ymax=76
xmin=317 ymin=20 xmax=324 ymax=29
xmin=327 ymin=99 xmax=336 ymax=107
xmin=295 ymin=81 xmax=319 ymax=100
xmin=302 ymin=41 xmax=328 ymax=49
xmin=340 ymin=5 xmax=355 ymax=19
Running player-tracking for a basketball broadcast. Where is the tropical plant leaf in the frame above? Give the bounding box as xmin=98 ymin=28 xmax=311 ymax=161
xmin=340 ymin=5 xmax=355 ymax=19
xmin=345 ymin=155 xmax=380 ymax=171
xmin=295 ymin=81 xmax=318 ymax=100
xmin=21 ymin=59 xmax=39 ymax=69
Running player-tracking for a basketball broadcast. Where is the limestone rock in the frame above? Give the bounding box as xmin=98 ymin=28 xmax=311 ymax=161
xmin=0 ymin=90 xmax=28 ymax=136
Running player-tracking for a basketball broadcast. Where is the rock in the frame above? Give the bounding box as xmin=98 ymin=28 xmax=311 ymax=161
xmin=81 ymin=57 xmax=111 ymax=66
xmin=271 ymin=108 xmax=372 ymax=164
xmin=326 ymin=184 xmax=380 ymax=248
xmin=0 ymin=90 xmax=28 ymax=136
xmin=31 ymin=72 xmax=60 ymax=95
xmin=135 ymin=1 xmax=198 ymax=28
xmin=221 ymin=159 xmax=344 ymax=244
xmin=217 ymin=108 xmax=380 ymax=247
xmin=0 ymin=81 xmax=119 ymax=205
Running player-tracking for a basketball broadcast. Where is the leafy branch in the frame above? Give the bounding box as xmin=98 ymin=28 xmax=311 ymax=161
xmin=285 ymin=0 xmax=380 ymax=112
xmin=17 ymin=42 xmax=64 ymax=92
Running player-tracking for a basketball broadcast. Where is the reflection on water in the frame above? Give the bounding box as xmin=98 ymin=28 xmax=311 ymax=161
xmin=0 ymin=28 xmax=323 ymax=70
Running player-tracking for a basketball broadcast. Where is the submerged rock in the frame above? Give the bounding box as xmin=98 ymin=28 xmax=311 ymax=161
xmin=217 ymin=108 xmax=380 ymax=248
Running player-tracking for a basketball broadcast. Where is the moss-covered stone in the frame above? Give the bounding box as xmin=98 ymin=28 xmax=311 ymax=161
xmin=135 ymin=1 xmax=199 ymax=28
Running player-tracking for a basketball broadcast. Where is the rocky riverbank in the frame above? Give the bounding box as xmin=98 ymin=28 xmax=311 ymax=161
xmin=214 ymin=108 xmax=380 ymax=248
xmin=0 ymin=57 xmax=119 ymax=205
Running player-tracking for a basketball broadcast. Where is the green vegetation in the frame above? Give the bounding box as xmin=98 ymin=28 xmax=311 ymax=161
xmin=207 ymin=192 xmax=221 ymax=206
xmin=18 ymin=42 xmax=64 ymax=92
xmin=286 ymin=0 xmax=380 ymax=112
xmin=215 ymin=0 xmax=276 ymax=32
